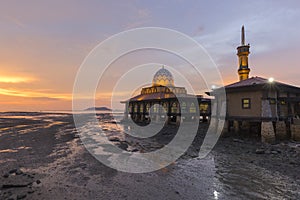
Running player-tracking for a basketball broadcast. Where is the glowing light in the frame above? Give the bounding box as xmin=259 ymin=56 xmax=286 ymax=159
xmin=211 ymin=85 xmax=216 ymax=90
xmin=268 ymin=77 xmax=274 ymax=83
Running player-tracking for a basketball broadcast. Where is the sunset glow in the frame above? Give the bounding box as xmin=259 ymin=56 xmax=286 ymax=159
xmin=0 ymin=1 xmax=299 ymax=111
xmin=0 ymin=76 xmax=33 ymax=83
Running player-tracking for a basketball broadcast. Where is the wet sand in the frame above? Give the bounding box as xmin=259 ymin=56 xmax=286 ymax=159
xmin=0 ymin=112 xmax=299 ymax=200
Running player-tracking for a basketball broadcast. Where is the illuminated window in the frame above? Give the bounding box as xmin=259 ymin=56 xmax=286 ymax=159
xmin=181 ymin=102 xmax=187 ymax=112
xmin=146 ymin=104 xmax=150 ymax=112
xmin=199 ymin=103 xmax=208 ymax=112
xmin=242 ymin=98 xmax=251 ymax=109
xmin=269 ymin=99 xmax=276 ymax=104
xmin=163 ymin=102 xmax=168 ymax=112
xmin=140 ymin=104 xmax=144 ymax=112
xmin=190 ymin=103 xmax=196 ymax=113
xmin=153 ymin=104 xmax=159 ymax=113
xmin=171 ymin=102 xmax=177 ymax=113
xmin=281 ymin=100 xmax=286 ymax=105
xmin=134 ymin=104 xmax=138 ymax=112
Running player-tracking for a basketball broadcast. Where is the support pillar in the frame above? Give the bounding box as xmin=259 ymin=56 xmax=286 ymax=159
xmin=261 ymin=100 xmax=275 ymax=143
xmin=261 ymin=122 xmax=275 ymax=143
xmin=291 ymin=124 xmax=300 ymax=141
xmin=276 ymin=121 xmax=287 ymax=140
xmin=222 ymin=120 xmax=229 ymax=134
xmin=241 ymin=121 xmax=250 ymax=133
xmin=233 ymin=120 xmax=239 ymax=133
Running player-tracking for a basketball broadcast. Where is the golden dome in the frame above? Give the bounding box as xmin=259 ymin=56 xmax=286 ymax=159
xmin=152 ymin=66 xmax=174 ymax=87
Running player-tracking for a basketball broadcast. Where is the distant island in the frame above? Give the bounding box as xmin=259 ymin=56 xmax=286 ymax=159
xmin=84 ymin=107 xmax=112 ymax=111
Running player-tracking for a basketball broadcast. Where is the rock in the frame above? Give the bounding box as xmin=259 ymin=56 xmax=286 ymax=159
xmin=36 ymin=180 xmax=41 ymax=184
xmin=118 ymin=142 xmax=128 ymax=150
xmin=17 ymin=194 xmax=27 ymax=199
xmin=271 ymin=150 xmax=279 ymax=154
xmin=255 ymin=149 xmax=265 ymax=154
xmin=9 ymin=169 xmax=18 ymax=174
xmin=108 ymin=137 xmax=120 ymax=142
xmin=15 ymin=169 xmax=23 ymax=175
xmin=2 ymin=184 xmax=29 ymax=189
xmin=27 ymin=190 xmax=35 ymax=194
xmin=233 ymin=138 xmax=244 ymax=143
xmin=3 ymin=173 xmax=9 ymax=178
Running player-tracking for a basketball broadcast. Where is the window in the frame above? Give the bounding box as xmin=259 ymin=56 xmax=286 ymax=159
xmin=189 ymin=103 xmax=196 ymax=113
xmin=242 ymin=98 xmax=251 ymax=109
xmin=269 ymin=99 xmax=276 ymax=104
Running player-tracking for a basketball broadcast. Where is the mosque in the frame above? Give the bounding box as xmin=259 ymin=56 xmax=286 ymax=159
xmin=210 ymin=26 xmax=300 ymax=142
xmin=122 ymin=26 xmax=300 ymax=142
xmin=121 ymin=66 xmax=211 ymax=125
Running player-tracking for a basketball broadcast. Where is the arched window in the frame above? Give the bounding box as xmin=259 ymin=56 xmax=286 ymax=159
xmin=163 ymin=102 xmax=168 ymax=113
xmin=146 ymin=103 xmax=150 ymax=112
xmin=140 ymin=104 xmax=144 ymax=113
xmin=153 ymin=104 xmax=159 ymax=113
xmin=134 ymin=104 xmax=138 ymax=112
xmin=128 ymin=104 xmax=132 ymax=112
xmin=171 ymin=102 xmax=177 ymax=113
xmin=190 ymin=103 xmax=196 ymax=113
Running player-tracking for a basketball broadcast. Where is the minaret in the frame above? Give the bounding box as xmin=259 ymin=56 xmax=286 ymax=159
xmin=237 ymin=25 xmax=251 ymax=81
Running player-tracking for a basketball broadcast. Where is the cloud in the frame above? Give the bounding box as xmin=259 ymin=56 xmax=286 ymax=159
xmin=0 ymin=76 xmax=34 ymax=83
xmin=0 ymin=88 xmax=71 ymax=99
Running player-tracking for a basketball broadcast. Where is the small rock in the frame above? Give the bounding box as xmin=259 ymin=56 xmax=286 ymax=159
xmin=233 ymin=139 xmax=244 ymax=143
xmin=9 ymin=169 xmax=18 ymax=174
xmin=271 ymin=150 xmax=278 ymax=154
xmin=118 ymin=143 xmax=128 ymax=150
xmin=15 ymin=169 xmax=23 ymax=175
xmin=175 ymin=191 xmax=180 ymax=195
xmin=36 ymin=180 xmax=41 ymax=184
xmin=289 ymin=161 xmax=296 ymax=165
xmin=17 ymin=194 xmax=27 ymax=199
xmin=255 ymin=149 xmax=265 ymax=154
xmin=108 ymin=137 xmax=120 ymax=142
xmin=27 ymin=190 xmax=35 ymax=194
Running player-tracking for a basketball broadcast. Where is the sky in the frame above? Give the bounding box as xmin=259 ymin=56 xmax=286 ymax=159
xmin=0 ymin=0 xmax=300 ymax=111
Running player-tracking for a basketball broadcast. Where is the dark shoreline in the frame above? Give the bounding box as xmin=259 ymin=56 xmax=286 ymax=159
xmin=0 ymin=113 xmax=299 ymax=199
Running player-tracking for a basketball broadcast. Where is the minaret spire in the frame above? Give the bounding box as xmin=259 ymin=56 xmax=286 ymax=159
xmin=241 ymin=25 xmax=245 ymax=45
xmin=237 ymin=25 xmax=251 ymax=81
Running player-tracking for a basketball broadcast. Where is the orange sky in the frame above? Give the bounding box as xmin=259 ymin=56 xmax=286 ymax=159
xmin=1 ymin=1 xmax=300 ymax=111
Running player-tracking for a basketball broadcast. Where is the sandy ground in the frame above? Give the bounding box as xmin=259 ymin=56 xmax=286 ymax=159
xmin=0 ymin=112 xmax=299 ymax=200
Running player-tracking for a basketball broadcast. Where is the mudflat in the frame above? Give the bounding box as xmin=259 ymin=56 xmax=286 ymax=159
xmin=0 ymin=112 xmax=299 ymax=200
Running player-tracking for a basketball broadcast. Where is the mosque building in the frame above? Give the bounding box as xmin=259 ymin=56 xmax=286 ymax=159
xmin=210 ymin=26 xmax=300 ymax=142
xmin=121 ymin=66 xmax=211 ymax=125
xmin=121 ymin=26 xmax=300 ymax=142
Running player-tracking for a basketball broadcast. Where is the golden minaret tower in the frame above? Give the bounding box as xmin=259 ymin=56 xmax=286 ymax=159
xmin=237 ymin=25 xmax=251 ymax=81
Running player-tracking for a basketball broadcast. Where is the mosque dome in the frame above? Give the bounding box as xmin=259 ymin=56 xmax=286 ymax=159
xmin=152 ymin=66 xmax=174 ymax=87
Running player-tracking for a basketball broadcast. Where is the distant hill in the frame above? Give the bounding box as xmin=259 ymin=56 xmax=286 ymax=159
xmin=84 ymin=107 xmax=112 ymax=111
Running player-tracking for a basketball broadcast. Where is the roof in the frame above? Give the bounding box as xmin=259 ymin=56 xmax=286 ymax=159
xmin=128 ymin=92 xmax=197 ymax=102
xmin=225 ymin=76 xmax=268 ymax=88
xmin=211 ymin=76 xmax=300 ymax=94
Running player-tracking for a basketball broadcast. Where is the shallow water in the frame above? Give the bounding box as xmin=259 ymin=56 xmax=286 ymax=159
xmin=0 ymin=112 xmax=299 ymax=199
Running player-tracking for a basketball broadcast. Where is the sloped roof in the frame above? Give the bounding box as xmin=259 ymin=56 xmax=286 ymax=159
xmin=225 ymin=76 xmax=267 ymax=88
xmin=225 ymin=76 xmax=300 ymax=90
xmin=128 ymin=92 xmax=197 ymax=102
xmin=209 ymin=76 xmax=300 ymax=95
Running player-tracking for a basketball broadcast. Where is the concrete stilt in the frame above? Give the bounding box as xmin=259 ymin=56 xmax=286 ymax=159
xmin=233 ymin=120 xmax=239 ymax=133
xmin=276 ymin=121 xmax=287 ymax=140
xmin=291 ymin=124 xmax=300 ymax=141
xmin=261 ymin=122 xmax=275 ymax=143
xmin=261 ymin=100 xmax=275 ymax=143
